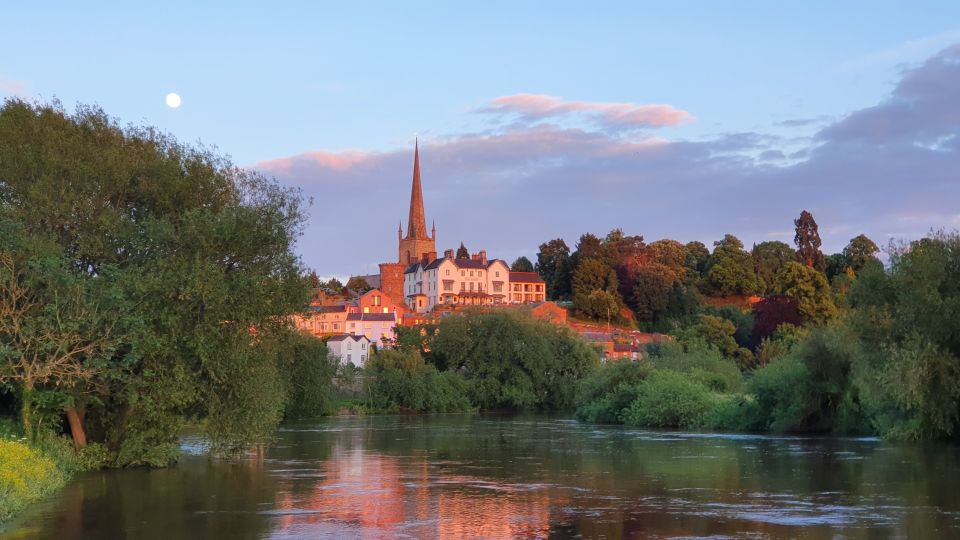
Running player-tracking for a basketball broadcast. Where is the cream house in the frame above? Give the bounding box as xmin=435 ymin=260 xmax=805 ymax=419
xmin=326 ymin=334 xmax=372 ymax=367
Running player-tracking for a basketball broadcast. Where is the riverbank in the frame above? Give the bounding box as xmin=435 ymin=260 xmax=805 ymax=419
xmin=0 ymin=439 xmax=65 ymax=523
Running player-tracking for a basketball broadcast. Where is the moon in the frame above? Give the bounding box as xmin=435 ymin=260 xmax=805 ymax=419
xmin=165 ymin=93 xmax=181 ymax=109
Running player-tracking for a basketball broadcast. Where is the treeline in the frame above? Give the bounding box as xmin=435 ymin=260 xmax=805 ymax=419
xmin=355 ymin=310 xmax=599 ymax=413
xmin=562 ymin=229 xmax=960 ymax=441
xmin=0 ymin=100 xmax=329 ymax=467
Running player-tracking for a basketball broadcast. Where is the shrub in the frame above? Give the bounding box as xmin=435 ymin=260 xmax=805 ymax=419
xmin=365 ymin=349 xmax=473 ymax=413
xmin=650 ymin=340 xmax=743 ymax=393
xmin=574 ymin=362 xmax=652 ymax=423
xmin=622 ymin=371 xmax=715 ymax=429
xmin=0 ymin=440 xmax=66 ymax=522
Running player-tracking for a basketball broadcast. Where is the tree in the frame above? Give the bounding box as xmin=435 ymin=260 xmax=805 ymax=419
xmin=0 ymin=99 xmax=310 ymax=464
xmin=0 ymin=225 xmax=125 ymax=444
xmin=346 ymin=276 xmax=373 ymax=293
xmin=751 ymin=296 xmax=804 ymax=343
xmin=794 ymin=210 xmax=825 ymax=271
xmin=707 ymin=235 xmax=761 ymax=296
xmin=573 ymin=233 xmax=607 ymax=268
xmin=308 ymin=271 xmax=321 ymax=288
xmin=322 ymin=278 xmax=344 ymax=293
xmin=510 ymin=256 xmax=534 ymax=272
xmin=631 ymin=263 xmax=679 ymax=322
xmin=679 ymin=315 xmax=754 ymax=370
xmin=752 ymin=241 xmax=795 ymax=294
xmin=842 ymin=234 xmax=881 ymax=274
xmin=536 ymin=239 xmax=573 ymax=300
xmin=772 ymin=262 xmax=838 ymax=323
xmin=685 ymin=241 xmax=711 ymax=277
xmin=572 ymin=259 xmax=621 ymax=321
xmin=456 ymin=242 xmax=469 ymax=259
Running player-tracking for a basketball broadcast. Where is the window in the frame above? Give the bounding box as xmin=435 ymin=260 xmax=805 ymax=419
xmin=493 ymin=282 xmax=502 ymax=292
xmin=469 ymin=271 xmax=474 ymax=277
xmin=469 ymin=282 xmax=474 ymax=292
xmin=374 ymin=295 xmax=381 ymax=306
xmin=333 ymin=323 xmax=339 ymax=330
xmin=347 ymin=341 xmax=352 ymax=350
xmin=347 ymin=354 xmax=352 ymax=362
xmin=495 ymin=271 xmax=500 ymax=278
xmin=445 ymin=269 xmax=450 ymax=276
xmin=363 ymin=307 xmax=369 ymax=313
xmin=461 ymin=270 xmax=465 ymax=276
xmin=444 ymin=281 xmax=453 ymax=291
xmin=362 ymin=342 xmax=366 ymax=350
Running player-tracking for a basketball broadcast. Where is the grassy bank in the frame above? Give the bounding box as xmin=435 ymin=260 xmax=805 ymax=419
xmin=0 ymin=439 xmax=65 ymax=523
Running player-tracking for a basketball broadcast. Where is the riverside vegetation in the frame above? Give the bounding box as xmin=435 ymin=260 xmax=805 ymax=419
xmin=2 ymin=99 xmax=960 ymax=522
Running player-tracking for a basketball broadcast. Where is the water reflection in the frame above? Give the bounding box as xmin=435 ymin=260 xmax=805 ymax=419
xmin=9 ymin=415 xmax=960 ymax=539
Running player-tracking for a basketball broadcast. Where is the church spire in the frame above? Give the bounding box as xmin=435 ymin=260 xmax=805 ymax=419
xmin=406 ymin=139 xmax=428 ymax=239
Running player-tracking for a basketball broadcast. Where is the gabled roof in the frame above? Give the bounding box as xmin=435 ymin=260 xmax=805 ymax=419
xmin=509 ymin=271 xmax=545 ymax=283
xmin=306 ymin=305 xmax=347 ymax=313
xmin=326 ymin=333 xmax=371 ymax=343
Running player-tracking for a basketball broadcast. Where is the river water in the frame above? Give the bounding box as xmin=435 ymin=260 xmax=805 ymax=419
xmin=8 ymin=414 xmax=960 ymax=539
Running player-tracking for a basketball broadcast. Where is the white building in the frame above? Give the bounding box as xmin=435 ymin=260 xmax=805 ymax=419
xmin=405 ymin=249 xmax=544 ymax=313
xmin=345 ymin=312 xmax=397 ymax=348
xmin=326 ymin=334 xmax=372 ymax=367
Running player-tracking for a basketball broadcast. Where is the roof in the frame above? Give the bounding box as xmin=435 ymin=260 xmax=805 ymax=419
xmin=326 ymin=334 xmax=371 ymax=343
xmin=404 ymin=262 xmax=423 ymax=274
xmin=346 ymin=313 xmax=397 ymax=322
xmin=613 ymin=344 xmax=642 ymax=353
xmin=306 ymin=305 xmax=347 ymax=313
xmin=510 ymin=271 xmax=545 ymax=283
xmin=453 ymin=259 xmax=487 ymax=269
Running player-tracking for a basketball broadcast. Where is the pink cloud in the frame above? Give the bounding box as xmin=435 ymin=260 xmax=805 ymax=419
xmin=257 ymin=150 xmax=373 ymax=172
xmin=483 ymin=93 xmax=693 ymax=129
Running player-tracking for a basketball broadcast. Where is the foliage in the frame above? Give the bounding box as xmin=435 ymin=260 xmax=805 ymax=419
xmin=0 ymin=439 xmax=66 ymax=523
xmin=572 ymin=259 xmax=622 ymax=321
xmin=510 ymin=256 xmax=534 ymax=272
xmin=707 ymin=234 xmax=761 ymax=296
xmin=429 ymin=311 xmax=599 ymax=410
xmin=622 ymin=371 xmax=714 ymax=429
xmin=536 ymin=238 xmax=573 ymax=300
xmin=704 ymin=305 xmax=754 ymax=349
xmin=684 ymin=241 xmax=710 ymax=276
xmin=345 ymin=276 xmax=373 ymax=293
xmin=630 ymin=264 xmax=678 ymax=321
xmin=0 ymin=99 xmax=310 ymax=465
xmin=772 ymin=262 xmax=838 ymax=323
xmin=751 ymin=296 xmax=804 ymax=343
xmin=848 ymin=232 xmax=960 ymax=440
xmin=842 ymin=234 xmax=881 ymax=274
xmin=574 ymin=361 xmax=651 ymax=424
xmin=456 ymin=242 xmax=469 ymax=260
xmin=649 ymin=339 xmax=743 ymax=393
xmin=364 ymin=349 xmax=472 ymax=413
xmin=675 ymin=316 xmax=754 ymax=370
xmin=752 ymin=241 xmax=795 ymax=295
xmin=282 ymin=333 xmax=337 ymax=419
xmin=793 ymin=210 xmax=825 ymax=271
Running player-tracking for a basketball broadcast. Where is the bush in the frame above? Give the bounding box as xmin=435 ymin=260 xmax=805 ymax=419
xmin=746 ymin=356 xmax=810 ymax=432
xmin=365 ymin=349 xmax=473 ymax=413
xmin=0 ymin=439 xmax=66 ymax=522
xmin=650 ymin=340 xmax=743 ymax=393
xmin=704 ymin=395 xmax=763 ymax=432
xmin=574 ymin=362 xmax=652 ymax=423
xmin=622 ymin=371 xmax=715 ymax=429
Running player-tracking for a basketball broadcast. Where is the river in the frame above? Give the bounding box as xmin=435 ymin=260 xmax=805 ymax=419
xmin=8 ymin=414 xmax=960 ymax=539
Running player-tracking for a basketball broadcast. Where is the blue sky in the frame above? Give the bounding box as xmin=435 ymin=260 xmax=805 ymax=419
xmin=3 ymin=2 xmax=960 ymax=277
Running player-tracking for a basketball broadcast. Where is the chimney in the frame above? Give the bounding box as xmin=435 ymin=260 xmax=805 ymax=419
xmin=471 ymin=252 xmax=480 ymax=261
xmin=479 ymin=250 xmax=487 ymax=265
xmin=427 ymin=251 xmax=437 ymax=263
xmin=444 ymin=249 xmax=454 ymax=259
xmin=421 ymin=253 xmax=429 ymax=265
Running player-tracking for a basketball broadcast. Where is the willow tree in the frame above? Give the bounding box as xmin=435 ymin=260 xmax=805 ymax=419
xmin=0 ymin=99 xmax=310 ymax=464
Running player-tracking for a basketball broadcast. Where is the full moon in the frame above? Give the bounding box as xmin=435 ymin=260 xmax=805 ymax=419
xmin=165 ymin=93 xmax=181 ymax=108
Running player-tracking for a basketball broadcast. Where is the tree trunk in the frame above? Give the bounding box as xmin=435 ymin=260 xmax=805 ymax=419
xmin=21 ymin=382 xmax=33 ymax=441
xmin=65 ymin=406 xmax=87 ymax=449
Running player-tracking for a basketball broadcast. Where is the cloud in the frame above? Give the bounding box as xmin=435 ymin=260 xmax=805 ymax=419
xmin=0 ymin=77 xmax=26 ymax=96
xmin=257 ymin=45 xmax=960 ymax=276
xmin=479 ymin=93 xmax=693 ymax=131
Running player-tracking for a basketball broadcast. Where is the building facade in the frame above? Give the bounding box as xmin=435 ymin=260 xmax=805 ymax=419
xmin=326 ymin=334 xmax=372 ymax=367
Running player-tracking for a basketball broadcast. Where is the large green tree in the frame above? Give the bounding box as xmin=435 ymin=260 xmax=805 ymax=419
xmin=572 ymin=259 xmax=622 ymax=321
xmin=772 ymin=262 xmax=838 ymax=323
xmin=536 ymin=238 xmax=573 ymax=300
xmin=0 ymin=99 xmax=310 ymax=464
xmin=707 ymin=235 xmax=761 ymax=296
xmin=752 ymin=241 xmax=795 ymax=295
xmin=842 ymin=234 xmax=881 ymax=274
xmin=510 ymin=256 xmax=534 ymax=272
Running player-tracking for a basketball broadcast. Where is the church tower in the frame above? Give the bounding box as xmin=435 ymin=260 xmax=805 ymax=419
xmin=398 ymin=141 xmax=436 ymax=265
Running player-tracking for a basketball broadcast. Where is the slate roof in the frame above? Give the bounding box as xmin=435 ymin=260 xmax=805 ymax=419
xmin=509 ymin=271 xmax=545 ymax=283
xmin=346 ymin=313 xmax=397 ymax=322
xmin=326 ymin=334 xmax=370 ymax=343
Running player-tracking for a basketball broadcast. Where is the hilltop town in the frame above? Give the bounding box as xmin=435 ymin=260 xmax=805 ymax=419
xmin=293 ymin=143 xmax=662 ymax=365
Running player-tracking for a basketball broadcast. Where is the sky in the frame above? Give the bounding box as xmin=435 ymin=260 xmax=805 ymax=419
xmin=3 ymin=2 xmax=960 ymax=277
